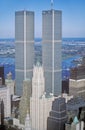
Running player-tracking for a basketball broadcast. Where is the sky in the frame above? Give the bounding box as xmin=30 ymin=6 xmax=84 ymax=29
xmin=0 ymin=0 xmax=85 ymax=38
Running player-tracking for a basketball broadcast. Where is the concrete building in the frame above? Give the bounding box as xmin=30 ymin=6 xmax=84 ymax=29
xmin=69 ymin=57 xmax=85 ymax=98
xmin=5 ymin=72 xmax=15 ymax=95
xmin=42 ymin=9 xmax=62 ymax=96
xmin=25 ymin=112 xmax=31 ymax=130
xmin=30 ymin=64 xmax=54 ymax=130
xmin=19 ymin=79 xmax=31 ymax=124
xmin=0 ymin=86 xmax=11 ymax=117
xmin=15 ymin=10 xmax=34 ymax=96
xmin=70 ymin=57 xmax=85 ymax=80
xmin=66 ymin=97 xmax=85 ymax=119
xmin=47 ymin=97 xmax=67 ymax=130
xmin=69 ymin=79 xmax=85 ymax=98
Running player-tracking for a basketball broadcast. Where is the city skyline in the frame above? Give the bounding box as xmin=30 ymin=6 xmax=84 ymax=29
xmin=0 ymin=0 xmax=85 ymax=38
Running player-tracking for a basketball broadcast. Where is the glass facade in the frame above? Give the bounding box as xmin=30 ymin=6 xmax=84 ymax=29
xmin=42 ymin=10 xmax=62 ymax=96
xmin=15 ymin=11 xmax=34 ymax=96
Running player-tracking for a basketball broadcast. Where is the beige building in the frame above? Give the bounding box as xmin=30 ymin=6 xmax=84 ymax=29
xmin=69 ymin=58 xmax=85 ymax=98
xmin=69 ymin=79 xmax=85 ymax=98
xmin=0 ymin=86 xmax=11 ymax=117
xmin=19 ymin=79 xmax=31 ymax=124
xmin=30 ymin=65 xmax=54 ymax=130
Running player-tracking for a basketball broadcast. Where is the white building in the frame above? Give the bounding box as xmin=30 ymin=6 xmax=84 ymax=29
xmin=30 ymin=64 xmax=54 ymax=130
xmin=25 ymin=112 xmax=31 ymax=130
xmin=5 ymin=72 xmax=15 ymax=95
xmin=0 ymin=86 xmax=11 ymax=117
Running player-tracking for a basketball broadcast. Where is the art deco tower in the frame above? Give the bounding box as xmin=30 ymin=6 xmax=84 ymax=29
xmin=30 ymin=64 xmax=54 ymax=130
xmin=15 ymin=10 xmax=34 ymax=95
xmin=42 ymin=4 xmax=62 ymax=96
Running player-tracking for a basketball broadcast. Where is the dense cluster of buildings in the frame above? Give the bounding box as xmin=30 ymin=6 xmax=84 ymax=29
xmin=69 ymin=57 xmax=85 ymax=99
xmin=0 ymin=2 xmax=85 ymax=130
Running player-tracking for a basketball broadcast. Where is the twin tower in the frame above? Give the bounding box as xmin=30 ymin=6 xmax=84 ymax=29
xmin=15 ymin=9 xmax=62 ymax=96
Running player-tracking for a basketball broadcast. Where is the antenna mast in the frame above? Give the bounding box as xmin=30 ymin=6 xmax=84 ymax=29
xmin=51 ymin=0 xmax=54 ymax=9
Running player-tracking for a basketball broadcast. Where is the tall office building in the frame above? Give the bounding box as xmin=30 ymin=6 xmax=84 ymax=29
xmin=69 ymin=58 xmax=85 ymax=98
xmin=47 ymin=97 xmax=67 ymax=130
xmin=42 ymin=9 xmax=62 ymax=96
xmin=15 ymin=10 xmax=34 ymax=96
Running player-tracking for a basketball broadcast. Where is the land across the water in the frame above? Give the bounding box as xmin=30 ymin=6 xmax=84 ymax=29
xmin=0 ymin=38 xmax=85 ymax=80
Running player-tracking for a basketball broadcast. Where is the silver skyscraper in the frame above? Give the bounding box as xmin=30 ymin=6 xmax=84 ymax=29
xmin=15 ymin=11 xmax=34 ymax=95
xmin=42 ymin=10 xmax=62 ymax=96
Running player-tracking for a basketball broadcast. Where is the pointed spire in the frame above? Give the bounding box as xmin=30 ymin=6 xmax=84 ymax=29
xmin=73 ymin=116 xmax=79 ymax=124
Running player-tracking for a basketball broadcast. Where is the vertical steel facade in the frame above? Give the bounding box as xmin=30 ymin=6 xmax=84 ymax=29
xmin=15 ymin=11 xmax=34 ymax=95
xmin=42 ymin=10 xmax=62 ymax=96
